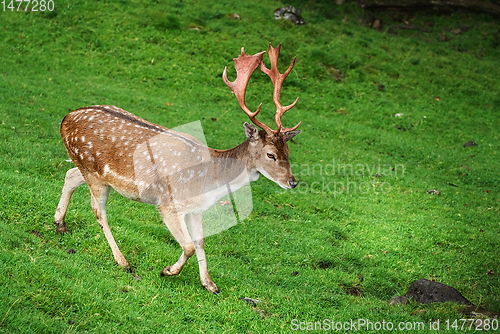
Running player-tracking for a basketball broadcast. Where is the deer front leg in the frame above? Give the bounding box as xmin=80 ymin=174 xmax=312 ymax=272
xmin=54 ymin=167 xmax=86 ymax=233
xmin=87 ymin=180 xmax=129 ymax=268
xmin=158 ymin=206 xmax=195 ymax=277
xmin=186 ymin=213 xmax=219 ymax=294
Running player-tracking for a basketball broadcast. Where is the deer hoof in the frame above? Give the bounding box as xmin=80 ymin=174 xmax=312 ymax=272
xmin=54 ymin=222 xmax=68 ymax=234
xmin=160 ymin=266 xmax=178 ymax=277
xmin=203 ymin=281 xmax=219 ymax=294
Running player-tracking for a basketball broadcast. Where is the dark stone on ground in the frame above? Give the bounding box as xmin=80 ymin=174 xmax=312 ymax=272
xmin=397 ymin=279 xmax=472 ymax=305
xmin=274 ymin=6 xmax=305 ymax=25
xmin=464 ymin=140 xmax=478 ymax=147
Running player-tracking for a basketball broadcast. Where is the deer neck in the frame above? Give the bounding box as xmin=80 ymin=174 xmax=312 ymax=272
xmin=208 ymin=140 xmax=260 ymax=186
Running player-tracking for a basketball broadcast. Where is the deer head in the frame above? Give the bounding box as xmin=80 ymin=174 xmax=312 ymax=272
xmin=222 ymin=43 xmax=301 ymax=189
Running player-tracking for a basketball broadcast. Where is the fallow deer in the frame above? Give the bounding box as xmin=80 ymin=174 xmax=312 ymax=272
xmin=54 ymin=43 xmax=301 ymax=294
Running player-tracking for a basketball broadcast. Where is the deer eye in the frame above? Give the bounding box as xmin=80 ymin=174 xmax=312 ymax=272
xmin=267 ymin=153 xmax=276 ymax=160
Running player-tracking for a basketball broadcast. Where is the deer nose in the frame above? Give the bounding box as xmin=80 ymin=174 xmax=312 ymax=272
xmin=289 ymin=177 xmax=297 ymax=189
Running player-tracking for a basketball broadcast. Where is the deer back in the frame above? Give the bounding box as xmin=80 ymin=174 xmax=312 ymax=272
xmin=60 ymin=105 xmax=240 ymax=211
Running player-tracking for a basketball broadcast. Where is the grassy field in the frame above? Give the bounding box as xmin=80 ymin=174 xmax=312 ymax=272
xmin=1 ymin=0 xmax=499 ymax=333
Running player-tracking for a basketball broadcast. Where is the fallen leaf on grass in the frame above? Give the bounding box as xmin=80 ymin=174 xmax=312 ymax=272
xmin=427 ymin=189 xmax=440 ymax=195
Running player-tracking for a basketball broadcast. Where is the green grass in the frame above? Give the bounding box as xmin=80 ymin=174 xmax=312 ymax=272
xmin=1 ymin=0 xmax=499 ymax=333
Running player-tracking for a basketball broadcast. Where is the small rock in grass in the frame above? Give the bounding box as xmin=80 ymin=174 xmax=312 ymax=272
xmin=389 ymin=296 xmax=409 ymax=305
xmin=274 ymin=6 xmax=305 ymax=25
xmin=464 ymin=140 xmax=478 ymax=147
xmin=67 ymin=248 xmax=75 ymax=254
xmin=239 ymin=297 xmax=260 ymax=307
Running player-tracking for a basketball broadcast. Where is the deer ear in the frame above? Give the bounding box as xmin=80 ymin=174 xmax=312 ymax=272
xmin=243 ymin=122 xmax=259 ymax=141
xmin=285 ymin=130 xmax=301 ymax=141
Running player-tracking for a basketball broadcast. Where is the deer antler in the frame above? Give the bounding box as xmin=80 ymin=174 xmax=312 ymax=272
xmin=260 ymin=43 xmax=301 ymax=133
xmin=223 ymin=45 xmax=301 ymax=135
xmin=222 ymin=48 xmax=274 ymax=134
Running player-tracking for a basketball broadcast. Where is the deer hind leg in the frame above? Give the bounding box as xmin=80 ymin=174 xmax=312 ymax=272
xmin=157 ymin=205 xmax=195 ymax=277
xmin=186 ymin=213 xmax=219 ymax=294
xmin=54 ymin=167 xmax=86 ymax=233
xmin=87 ymin=177 xmax=129 ymax=268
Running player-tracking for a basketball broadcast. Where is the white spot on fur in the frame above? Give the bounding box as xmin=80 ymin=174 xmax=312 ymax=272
xmin=198 ymin=167 xmax=208 ymax=177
